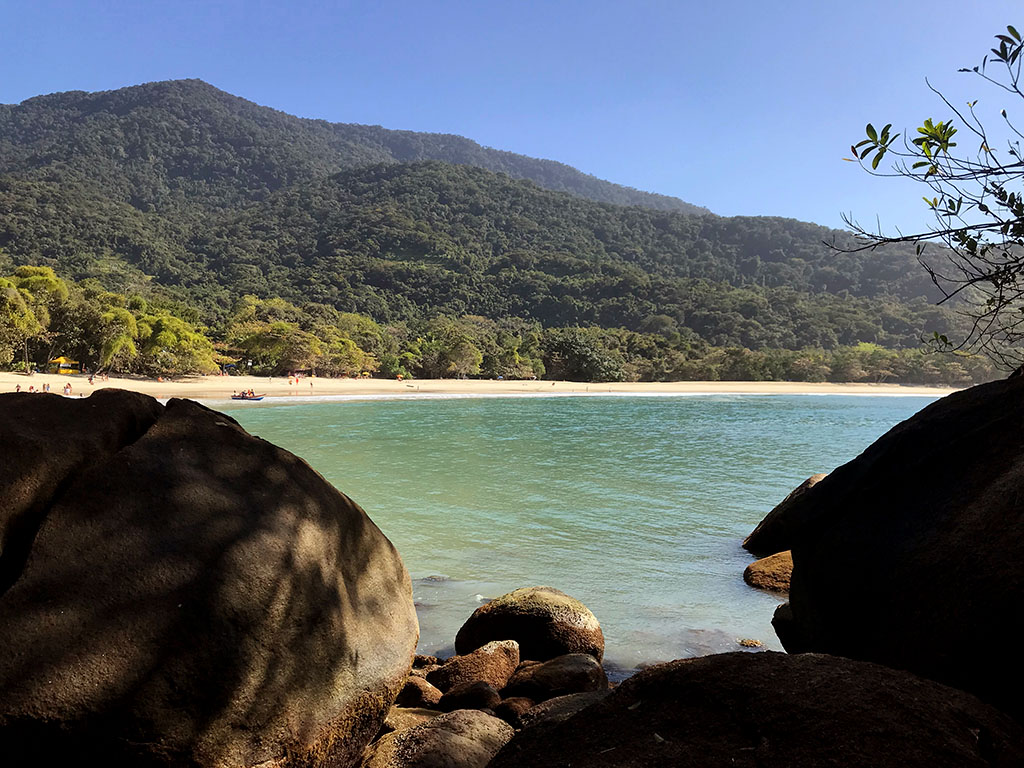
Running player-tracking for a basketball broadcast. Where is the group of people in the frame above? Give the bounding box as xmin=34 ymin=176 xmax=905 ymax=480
xmin=15 ymin=382 xmax=76 ymax=396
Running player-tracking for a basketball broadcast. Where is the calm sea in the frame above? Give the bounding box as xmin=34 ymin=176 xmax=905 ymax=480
xmin=221 ymin=393 xmax=937 ymax=675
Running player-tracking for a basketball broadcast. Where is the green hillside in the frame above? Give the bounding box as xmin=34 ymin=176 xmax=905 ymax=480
xmin=0 ymin=80 xmax=994 ymax=384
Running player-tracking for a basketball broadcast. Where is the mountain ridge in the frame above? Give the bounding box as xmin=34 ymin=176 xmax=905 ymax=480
xmin=0 ymin=78 xmax=710 ymax=216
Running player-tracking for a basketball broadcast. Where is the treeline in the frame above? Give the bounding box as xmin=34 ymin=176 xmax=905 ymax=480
xmin=0 ymin=267 xmax=999 ymax=385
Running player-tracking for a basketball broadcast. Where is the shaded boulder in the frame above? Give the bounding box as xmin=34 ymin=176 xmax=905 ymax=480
xmin=361 ymin=709 xmax=513 ymax=768
xmin=395 ymin=676 xmax=442 ymax=708
xmin=489 ymin=652 xmax=1024 ymax=768
xmin=502 ymin=653 xmax=608 ymax=702
xmin=0 ymin=389 xmax=163 ymax=590
xmin=770 ymin=377 xmax=1024 ymax=718
xmin=743 ymin=550 xmax=793 ymax=592
xmin=455 ymin=586 xmax=604 ymax=662
xmin=493 ymin=696 xmax=535 ymax=728
xmin=518 ymin=690 xmax=610 ymax=729
xmin=0 ymin=394 xmax=419 ymax=767
xmin=426 ymin=639 xmax=519 ymax=692
xmin=438 ymin=681 xmax=502 ymax=712
xmin=742 ymin=473 xmax=827 ymax=556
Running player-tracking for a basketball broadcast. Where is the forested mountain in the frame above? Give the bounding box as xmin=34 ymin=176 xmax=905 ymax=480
xmin=0 ymin=79 xmax=708 ymax=215
xmin=0 ymin=80 xmax=991 ymax=383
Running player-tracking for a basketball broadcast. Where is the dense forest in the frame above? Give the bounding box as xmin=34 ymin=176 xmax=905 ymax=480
xmin=0 ymin=80 xmax=1000 ymax=384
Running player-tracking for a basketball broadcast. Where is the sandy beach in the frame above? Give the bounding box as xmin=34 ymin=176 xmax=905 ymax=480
xmin=0 ymin=371 xmax=962 ymax=400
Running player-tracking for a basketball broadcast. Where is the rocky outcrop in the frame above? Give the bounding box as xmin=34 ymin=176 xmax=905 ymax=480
xmin=771 ymin=377 xmax=1024 ymax=718
xmin=455 ymin=586 xmax=604 ymax=662
xmin=742 ymin=474 xmax=827 ymax=556
xmin=426 ymin=639 xmax=520 ymax=692
xmin=502 ymin=653 xmax=608 ymax=702
xmin=489 ymin=652 xmax=1024 ymax=768
xmin=0 ymin=392 xmax=419 ymax=767
xmin=743 ymin=550 xmax=792 ymax=592
xmin=360 ymin=709 xmax=513 ymax=768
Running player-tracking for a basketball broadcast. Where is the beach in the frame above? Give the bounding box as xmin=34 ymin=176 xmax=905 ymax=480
xmin=0 ymin=371 xmax=962 ymax=400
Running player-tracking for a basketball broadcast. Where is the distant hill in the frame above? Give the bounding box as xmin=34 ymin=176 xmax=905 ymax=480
xmin=0 ymin=79 xmax=971 ymax=357
xmin=0 ymin=78 xmax=708 ymax=215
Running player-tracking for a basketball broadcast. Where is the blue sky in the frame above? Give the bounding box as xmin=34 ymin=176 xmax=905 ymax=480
xmin=1 ymin=0 xmax=1018 ymax=231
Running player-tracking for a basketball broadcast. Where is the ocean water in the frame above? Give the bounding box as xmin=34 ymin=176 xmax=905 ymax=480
xmin=221 ymin=393 xmax=938 ymax=674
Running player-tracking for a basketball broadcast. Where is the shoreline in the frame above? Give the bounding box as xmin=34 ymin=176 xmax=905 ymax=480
xmin=0 ymin=371 xmax=961 ymax=401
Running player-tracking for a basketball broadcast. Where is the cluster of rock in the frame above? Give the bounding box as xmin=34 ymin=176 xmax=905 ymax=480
xmin=362 ymin=586 xmax=611 ymax=767
xmin=6 ymin=378 xmax=1024 ymax=766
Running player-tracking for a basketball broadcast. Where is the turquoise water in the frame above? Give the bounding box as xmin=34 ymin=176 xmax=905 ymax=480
xmin=220 ymin=393 xmax=938 ymax=673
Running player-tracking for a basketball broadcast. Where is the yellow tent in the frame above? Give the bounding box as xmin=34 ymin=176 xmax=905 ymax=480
xmin=49 ymin=357 xmax=82 ymax=374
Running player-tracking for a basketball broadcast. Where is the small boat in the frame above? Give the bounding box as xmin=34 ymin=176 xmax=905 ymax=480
xmin=231 ymin=393 xmax=266 ymax=401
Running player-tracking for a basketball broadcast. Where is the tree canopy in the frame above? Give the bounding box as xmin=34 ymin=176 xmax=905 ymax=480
xmin=845 ymin=25 xmax=1024 ymax=368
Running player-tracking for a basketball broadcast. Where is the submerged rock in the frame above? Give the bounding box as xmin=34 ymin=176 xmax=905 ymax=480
xmin=772 ymin=377 xmax=1024 ymax=718
xmin=743 ymin=550 xmax=793 ymax=592
xmin=742 ymin=473 xmax=827 ymax=556
xmin=0 ymin=392 xmax=418 ymax=767
xmin=455 ymin=586 xmax=604 ymax=662
xmin=489 ymin=652 xmax=1024 ymax=768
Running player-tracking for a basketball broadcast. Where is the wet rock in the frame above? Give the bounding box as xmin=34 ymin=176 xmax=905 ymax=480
xmin=743 ymin=550 xmax=793 ymax=592
xmin=455 ymin=586 xmax=604 ymax=662
xmin=489 ymin=652 xmax=1024 ymax=768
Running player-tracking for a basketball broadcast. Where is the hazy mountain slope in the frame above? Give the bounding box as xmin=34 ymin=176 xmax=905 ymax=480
xmin=0 ymin=79 xmax=708 ymax=215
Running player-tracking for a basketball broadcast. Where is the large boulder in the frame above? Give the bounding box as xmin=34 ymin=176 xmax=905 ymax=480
xmin=489 ymin=652 xmax=1024 ymax=768
xmin=0 ymin=389 xmax=163 ymax=591
xmin=426 ymin=639 xmax=519 ymax=692
xmin=743 ymin=550 xmax=792 ymax=592
xmin=0 ymin=392 xmax=419 ymax=767
xmin=455 ymin=586 xmax=604 ymax=662
xmin=360 ymin=709 xmax=513 ymax=768
xmin=771 ymin=377 xmax=1024 ymax=718
xmin=742 ymin=474 xmax=827 ymax=556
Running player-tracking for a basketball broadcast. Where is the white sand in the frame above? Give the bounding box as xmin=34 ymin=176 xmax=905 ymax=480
xmin=0 ymin=371 xmax=961 ymax=401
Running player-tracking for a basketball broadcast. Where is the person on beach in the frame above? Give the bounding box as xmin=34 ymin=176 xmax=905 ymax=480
xmin=15 ymin=384 xmax=20 ymax=392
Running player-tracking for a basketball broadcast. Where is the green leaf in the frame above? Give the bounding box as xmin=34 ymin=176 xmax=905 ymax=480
xmin=866 ymin=123 xmax=878 ymax=142
xmin=1009 ymin=25 xmax=1021 ymax=41
xmin=871 ymin=148 xmax=885 ymax=169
